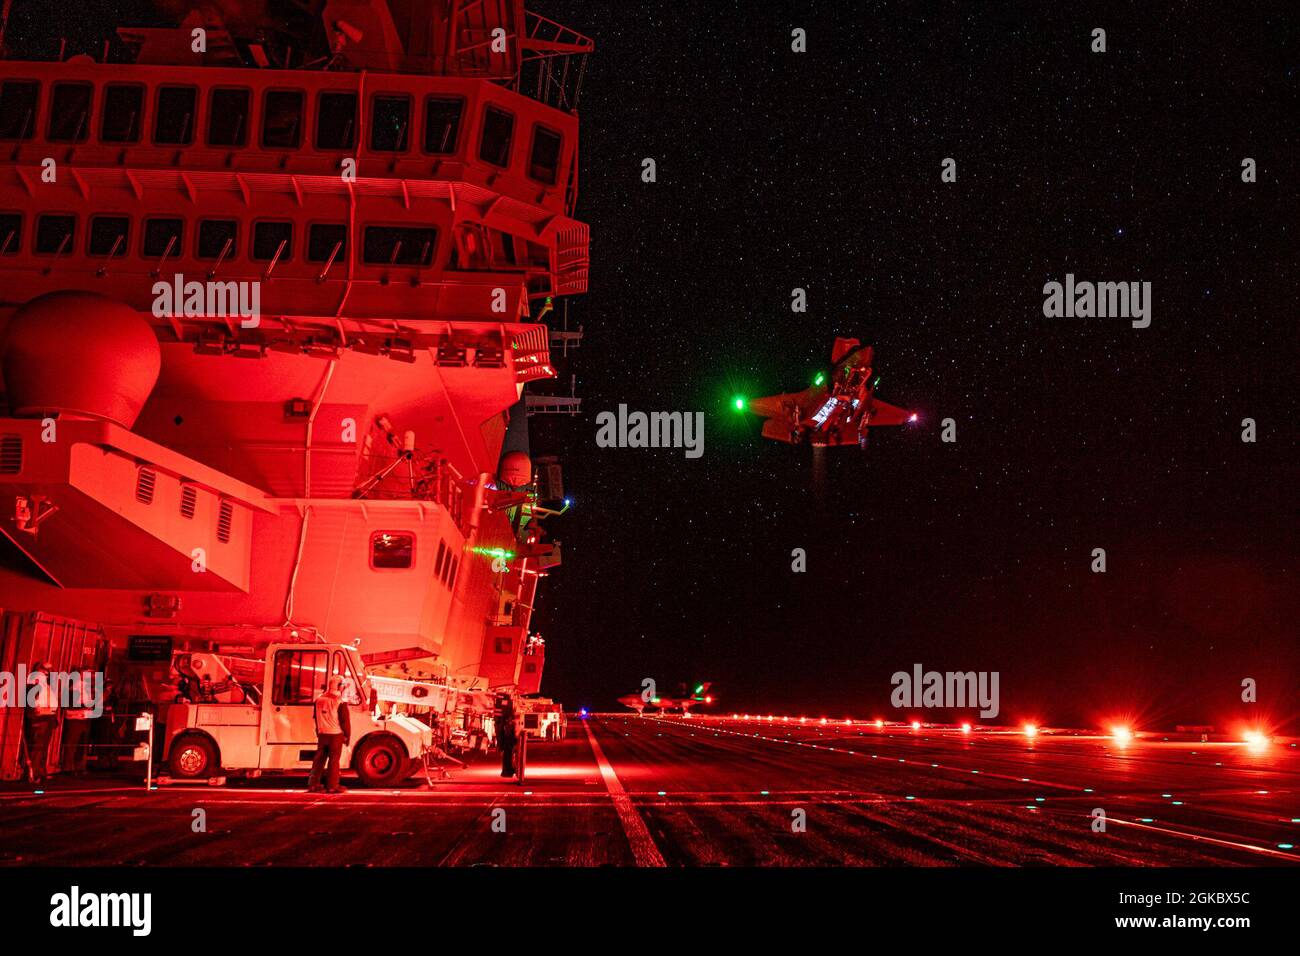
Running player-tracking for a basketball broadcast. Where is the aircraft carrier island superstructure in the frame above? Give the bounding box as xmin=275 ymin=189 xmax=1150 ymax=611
xmin=0 ymin=0 xmax=590 ymax=779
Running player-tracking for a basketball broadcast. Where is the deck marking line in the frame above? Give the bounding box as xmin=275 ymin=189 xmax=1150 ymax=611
xmin=584 ymin=719 xmax=666 ymax=867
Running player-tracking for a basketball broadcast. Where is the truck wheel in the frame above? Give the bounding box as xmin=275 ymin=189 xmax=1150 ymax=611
xmin=353 ymin=737 xmax=408 ymax=787
xmin=168 ymin=735 xmax=218 ymax=779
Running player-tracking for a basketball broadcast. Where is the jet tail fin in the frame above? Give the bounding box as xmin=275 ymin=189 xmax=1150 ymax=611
xmin=830 ymin=337 xmax=861 ymax=364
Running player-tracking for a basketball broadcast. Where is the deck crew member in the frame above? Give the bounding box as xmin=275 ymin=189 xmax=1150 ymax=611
xmin=308 ymin=677 xmax=351 ymax=794
xmin=497 ymin=696 xmax=517 ymax=777
xmin=21 ymin=661 xmax=58 ymax=784
xmin=60 ymin=666 xmax=96 ymax=775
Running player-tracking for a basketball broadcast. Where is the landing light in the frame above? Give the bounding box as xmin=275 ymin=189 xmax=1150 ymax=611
xmin=1243 ymin=730 xmax=1269 ymax=751
xmin=1111 ymin=726 xmax=1132 ymax=743
xmin=1024 ymin=724 xmax=1038 ymax=738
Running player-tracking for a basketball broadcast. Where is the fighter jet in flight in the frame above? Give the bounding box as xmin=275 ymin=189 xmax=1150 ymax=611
xmin=618 ymin=682 xmax=714 ymax=715
xmin=741 ymin=338 xmax=917 ymax=449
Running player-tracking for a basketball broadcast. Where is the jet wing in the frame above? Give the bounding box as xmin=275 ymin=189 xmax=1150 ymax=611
xmin=864 ymin=398 xmax=915 ymax=427
xmin=747 ymin=385 xmax=827 ymax=420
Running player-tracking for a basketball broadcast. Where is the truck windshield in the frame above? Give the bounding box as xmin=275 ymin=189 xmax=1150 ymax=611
xmin=332 ymin=650 xmax=368 ymax=706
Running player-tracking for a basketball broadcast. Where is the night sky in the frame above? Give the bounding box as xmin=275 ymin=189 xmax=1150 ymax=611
xmin=527 ymin=2 xmax=1298 ymax=729
xmin=7 ymin=2 xmax=1295 ymax=730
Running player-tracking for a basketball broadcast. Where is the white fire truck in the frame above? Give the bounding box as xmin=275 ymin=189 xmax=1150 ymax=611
xmin=161 ymin=643 xmax=435 ymax=787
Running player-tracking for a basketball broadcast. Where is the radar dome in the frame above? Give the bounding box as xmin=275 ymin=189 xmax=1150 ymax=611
xmin=498 ymin=450 xmax=532 ymax=488
xmin=3 ymin=291 xmax=161 ymax=428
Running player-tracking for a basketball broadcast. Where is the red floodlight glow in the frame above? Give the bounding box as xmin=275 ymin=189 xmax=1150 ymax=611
xmin=910 ymin=720 xmax=921 ymax=730
xmin=1023 ymin=724 xmax=1038 ymax=738
xmin=961 ymin=722 xmax=972 ymax=733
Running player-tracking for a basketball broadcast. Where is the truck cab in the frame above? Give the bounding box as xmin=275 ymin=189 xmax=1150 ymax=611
xmin=162 ymin=643 xmax=434 ymax=787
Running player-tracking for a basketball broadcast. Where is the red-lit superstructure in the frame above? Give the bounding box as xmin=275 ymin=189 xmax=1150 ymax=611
xmin=0 ymin=0 xmax=590 ymax=777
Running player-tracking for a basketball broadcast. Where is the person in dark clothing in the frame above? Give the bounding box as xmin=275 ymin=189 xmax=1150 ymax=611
xmin=308 ymin=677 xmax=351 ymax=793
xmin=60 ymin=667 xmax=96 ymax=774
xmin=21 ymin=662 xmax=58 ymax=784
xmin=497 ymin=697 xmax=517 ymax=778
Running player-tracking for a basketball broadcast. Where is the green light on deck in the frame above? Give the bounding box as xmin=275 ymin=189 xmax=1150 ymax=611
xmin=732 ymin=396 xmax=746 ymax=412
xmin=472 ymin=547 xmax=515 ymax=560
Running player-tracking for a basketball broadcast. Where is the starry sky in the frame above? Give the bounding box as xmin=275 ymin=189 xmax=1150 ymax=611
xmin=7 ymin=1 xmax=1294 ymax=730
xmin=527 ymin=1 xmax=1298 ymax=729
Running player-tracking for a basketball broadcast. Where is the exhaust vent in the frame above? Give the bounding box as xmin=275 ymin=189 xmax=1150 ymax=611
xmin=135 ymin=466 xmax=157 ymax=504
xmin=0 ymin=435 xmax=21 ymax=474
xmin=216 ymin=500 xmax=233 ymax=543
xmin=180 ymin=484 xmax=197 ymax=519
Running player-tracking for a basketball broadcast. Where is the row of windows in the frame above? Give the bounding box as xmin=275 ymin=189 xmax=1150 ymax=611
xmin=0 ymin=211 xmax=444 ymax=267
xmin=0 ymin=79 xmax=564 ymax=185
xmin=371 ymin=532 xmax=461 ymax=591
xmin=433 ymin=539 xmax=460 ymax=589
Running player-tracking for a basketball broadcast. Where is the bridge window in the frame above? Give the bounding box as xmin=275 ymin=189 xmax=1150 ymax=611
xmin=423 ymin=96 xmax=463 ymax=154
xmin=371 ymin=531 xmax=415 ymax=570
xmin=100 ymin=83 xmax=144 ymax=143
xmin=315 ymin=91 xmax=356 ymax=150
xmin=447 ymin=558 xmax=459 ymax=589
xmin=434 ymin=540 xmax=447 ymax=578
xmin=306 ymin=222 xmax=347 ymax=262
xmin=362 ymin=225 xmax=436 ymax=266
xmin=478 ymin=106 xmax=514 ymax=168
xmin=271 ymin=649 xmax=327 ymax=706
xmin=206 ymin=88 xmax=249 ymax=146
xmin=197 ymin=219 xmax=237 ymax=259
xmin=87 ymin=216 xmax=129 ymax=257
xmin=154 ymin=86 xmax=196 ymax=145
xmin=142 ymin=217 xmax=183 ymax=258
xmin=262 ymin=90 xmax=303 ymax=148
xmin=0 ymin=80 xmax=39 ymax=140
xmin=47 ymin=82 xmax=92 ymax=142
xmin=252 ymin=221 xmax=293 ymax=261
xmin=0 ymin=213 xmax=20 ymax=255
xmin=33 ymin=214 xmax=75 ymax=255
xmin=370 ymin=94 xmax=410 ymax=152
xmin=528 ymin=125 xmax=562 ymax=185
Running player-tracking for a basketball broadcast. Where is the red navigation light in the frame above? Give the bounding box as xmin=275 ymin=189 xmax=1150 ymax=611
xmin=705 ymin=696 xmax=713 ymax=704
